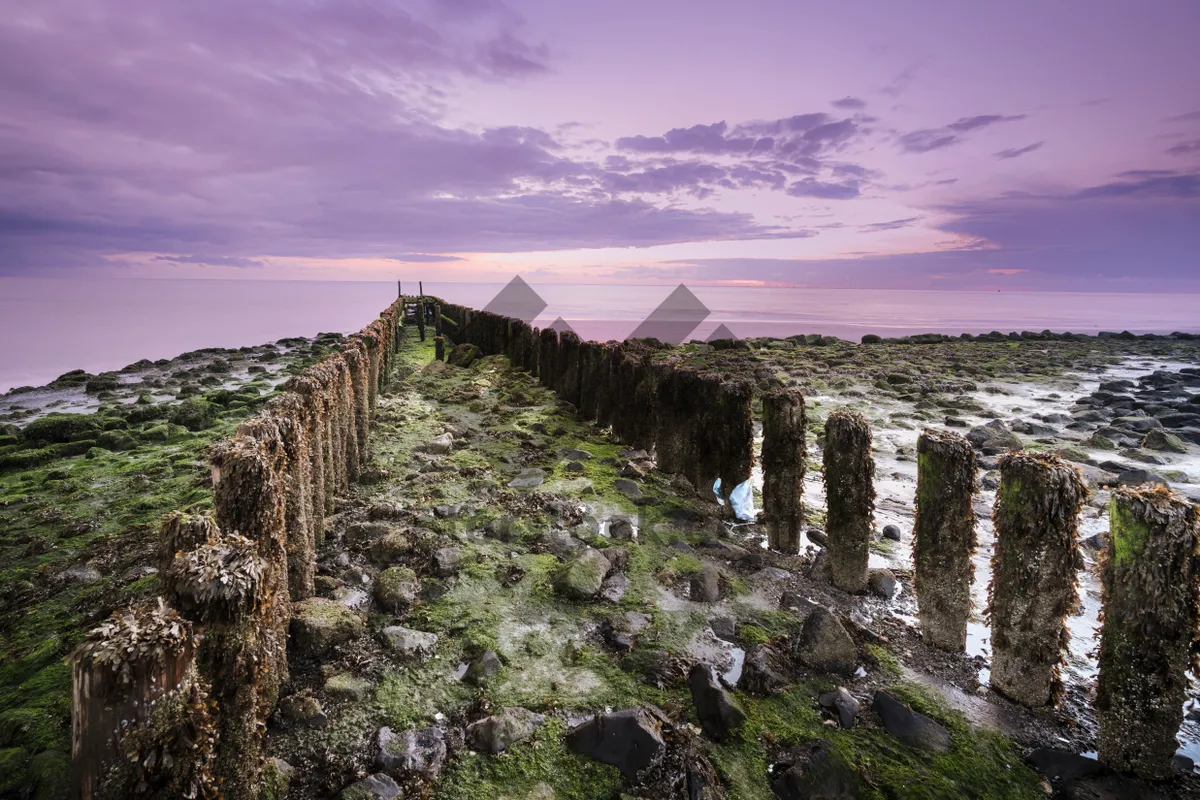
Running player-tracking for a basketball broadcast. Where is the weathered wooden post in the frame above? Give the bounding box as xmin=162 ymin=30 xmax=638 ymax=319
xmin=987 ymin=452 xmax=1086 ymax=708
xmin=435 ymin=335 xmax=445 ymax=361
xmin=762 ymin=388 xmax=806 ymax=553
xmin=397 ymin=280 xmax=401 ymax=297
xmin=1096 ymin=486 xmax=1200 ymax=780
xmin=435 ymin=303 xmax=443 ymax=336
xmin=417 ymin=300 xmax=426 ymax=341
xmin=823 ymin=408 xmax=875 ymax=593
xmin=166 ymin=532 xmax=267 ymax=799
xmin=71 ymin=601 xmax=217 ymax=800
xmin=913 ymin=429 xmax=977 ymax=651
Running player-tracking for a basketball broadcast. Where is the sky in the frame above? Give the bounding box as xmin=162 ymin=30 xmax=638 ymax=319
xmin=1 ymin=0 xmax=1198 ymax=291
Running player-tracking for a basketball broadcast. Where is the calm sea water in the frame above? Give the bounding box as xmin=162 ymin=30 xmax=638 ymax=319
xmin=2 ymin=277 xmax=1198 ymax=393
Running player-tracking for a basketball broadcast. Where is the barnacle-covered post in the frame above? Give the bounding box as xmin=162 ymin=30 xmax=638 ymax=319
xmin=435 ymin=335 xmax=445 ymax=361
xmin=539 ymin=327 xmax=559 ymax=389
xmin=762 ymin=388 xmax=806 ymax=553
xmin=417 ymin=299 xmax=426 ymax=341
xmin=713 ymin=377 xmax=754 ymax=515
xmin=166 ymin=533 xmax=266 ymax=799
xmin=159 ymin=511 xmax=220 ymax=576
xmin=71 ymin=601 xmax=217 ymax=800
xmin=987 ymin=452 xmax=1086 ymax=708
xmin=823 ymin=408 xmax=875 ymax=593
xmin=913 ymin=429 xmax=977 ymax=651
xmin=1096 ymin=486 xmax=1200 ymax=780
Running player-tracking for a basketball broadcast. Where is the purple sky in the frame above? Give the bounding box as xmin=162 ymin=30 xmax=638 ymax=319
xmin=2 ymin=0 xmax=1199 ymax=290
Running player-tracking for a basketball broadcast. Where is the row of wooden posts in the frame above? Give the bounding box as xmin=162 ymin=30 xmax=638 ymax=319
xmin=70 ymin=299 xmax=405 ymax=799
xmin=442 ymin=304 xmax=1199 ymax=782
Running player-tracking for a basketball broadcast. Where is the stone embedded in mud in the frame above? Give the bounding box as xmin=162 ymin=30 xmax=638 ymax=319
xmin=881 ymin=524 xmax=902 ymax=541
xmin=710 ymin=615 xmax=737 ymax=642
xmin=537 ymin=531 xmax=585 ymax=558
xmin=432 ymin=546 xmax=463 ymax=577
xmin=324 ymin=673 xmax=373 ymax=702
xmin=608 ymin=516 xmax=636 ymax=540
xmin=871 ymin=691 xmax=950 ymax=752
xmin=278 ymin=693 xmax=329 ymax=728
xmin=1141 ymin=428 xmax=1188 ymax=453
xmin=373 ymin=566 xmax=419 ymax=612
xmin=779 ymin=592 xmax=818 ymax=613
xmin=612 ymin=478 xmax=642 ymax=498
xmin=602 ymin=611 xmax=651 ymax=651
xmin=690 ymin=563 xmax=722 ymax=602
xmin=562 ymin=448 xmax=594 ymax=460
xmin=423 ymin=432 xmax=454 ymax=454
xmin=466 ymin=707 xmax=546 ymax=754
xmin=818 ymin=687 xmax=860 ymax=730
xmin=369 ymin=531 xmax=411 ymax=565
xmin=553 ymin=548 xmax=611 ymax=600
xmin=602 ymin=546 xmax=629 ymax=571
xmin=347 ymin=521 xmax=393 ymax=545
xmin=966 ymin=420 xmax=1023 ymax=455
xmin=290 ymin=597 xmax=365 ymax=656
xmin=794 ymin=608 xmax=856 ymax=676
xmin=1024 ymin=748 xmax=1104 ymax=783
xmin=753 ymin=566 xmax=792 ymax=583
xmin=600 ymin=571 xmax=628 ymax=603
xmin=380 ymin=626 xmax=438 ymax=662
xmin=565 ymin=707 xmax=666 ymax=780
xmin=464 ymin=650 xmax=502 ymax=685
xmin=565 ymin=460 xmax=585 ymax=473
xmin=867 ymin=568 xmax=897 ymax=599
xmin=770 ymin=739 xmax=861 ymax=800
xmin=340 ymin=772 xmax=401 ymax=799
xmin=367 ymin=501 xmax=406 ymax=520
xmin=507 ymin=467 xmax=546 ymax=488
xmin=740 ymin=644 xmax=788 ymax=695
xmin=806 ymin=529 xmax=828 ymax=547
xmin=688 ymin=664 xmax=746 ymax=740
xmin=376 ymin=725 xmax=447 ymax=779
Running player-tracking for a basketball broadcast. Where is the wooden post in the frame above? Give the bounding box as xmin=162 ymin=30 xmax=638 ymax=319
xmin=1096 ymin=486 xmax=1200 ymax=779
xmin=419 ymin=280 xmax=424 ymax=296
xmin=417 ymin=300 xmax=426 ymax=341
xmin=435 ymin=303 xmax=443 ymax=336
xmin=913 ymin=430 xmax=977 ymax=651
xmin=987 ymin=452 xmax=1086 ymax=708
xmin=71 ymin=602 xmax=216 ymax=800
xmin=397 ymin=280 xmax=402 ymax=298
xmin=823 ymin=408 xmax=875 ymax=593
xmin=435 ymin=335 xmax=445 ymax=361
xmin=762 ymin=388 xmax=806 ymax=553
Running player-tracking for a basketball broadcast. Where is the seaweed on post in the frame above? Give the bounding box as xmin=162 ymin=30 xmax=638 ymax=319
xmin=1096 ymin=485 xmax=1200 ymax=780
xmin=823 ymin=408 xmax=875 ymax=593
xmin=986 ymin=452 xmax=1086 ymax=708
xmin=913 ymin=429 xmax=977 ymax=651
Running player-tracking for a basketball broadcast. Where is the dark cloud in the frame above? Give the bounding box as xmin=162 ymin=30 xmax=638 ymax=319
xmin=152 ymin=254 xmax=266 ymax=268
xmin=899 ymin=114 xmax=1026 ymax=154
xmin=1073 ymin=170 xmax=1200 ymax=199
xmin=831 ymin=97 xmax=867 ymax=109
xmin=995 ymin=142 xmax=1044 ymax=160
xmin=1167 ymin=140 xmax=1200 ymax=157
xmin=1164 ymin=110 xmax=1200 ymax=123
xmin=859 ymin=217 xmax=920 ymax=233
xmin=947 ymin=114 xmax=1026 ymax=133
xmin=785 ymin=178 xmax=861 ymax=200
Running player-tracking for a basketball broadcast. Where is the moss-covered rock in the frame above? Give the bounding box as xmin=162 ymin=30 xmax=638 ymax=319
xmin=290 ymin=598 xmax=365 ymax=656
xmin=374 ymin=566 xmax=419 ymax=612
xmin=21 ymin=414 xmax=102 ymax=445
xmin=168 ymin=398 xmax=216 ymax=431
xmin=553 ymin=549 xmax=610 ymax=600
xmin=97 ymin=430 xmax=138 ymax=452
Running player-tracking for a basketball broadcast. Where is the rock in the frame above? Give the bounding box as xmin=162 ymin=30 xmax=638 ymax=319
xmin=325 ymin=673 xmax=372 ymax=702
xmin=278 ymin=694 xmax=328 ymax=728
xmin=881 ymin=524 xmax=902 ymax=541
xmin=867 ymin=568 xmax=897 ymax=599
xmin=1142 ymin=429 xmax=1188 ymax=453
xmin=376 ymin=726 xmax=447 ymax=779
xmin=600 ymin=572 xmax=628 ymax=603
xmin=507 ymin=468 xmax=546 ymax=488
xmin=1175 ymin=754 xmax=1195 ymax=774
xmin=740 ymin=644 xmax=788 ymax=695
xmin=779 ymin=592 xmax=818 ymax=613
xmin=537 ymin=531 xmax=585 ymax=558
xmin=565 ymin=461 xmax=585 ymax=473
xmin=465 ymin=650 xmax=503 ymax=685
xmin=770 ymin=739 xmax=861 ymax=800
xmin=433 ymin=503 xmax=463 ymax=518
xmin=690 ymin=564 xmax=722 ymax=602
xmin=753 ymin=566 xmax=792 ymax=583
xmin=795 ymin=608 xmax=857 ymax=676
xmin=602 ymin=611 xmax=651 ymax=651
xmin=60 ymin=566 xmax=102 ymax=585
xmin=369 ymin=531 xmax=411 ymax=565
xmin=484 ymin=517 xmax=525 ymax=543
xmin=871 ymin=691 xmax=950 ymax=752
xmin=290 ymin=598 xmax=365 ymax=656
xmin=554 ymin=548 xmax=611 ymax=600
xmin=613 ymin=478 xmax=642 ymax=498
xmin=340 ymin=773 xmax=401 ymax=799
xmin=466 ymin=707 xmax=545 ymax=754
xmin=423 ymin=432 xmax=454 ymax=455
xmin=448 ymin=343 xmax=480 ymax=367
xmin=710 ymin=615 xmax=737 ymax=642
xmin=818 ymin=688 xmax=859 ymax=730
xmin=608 ymin=516 xmax=636 ymax=540
xmin=1082 ymin=533 xmax=1105 ymax=551
xmin=620 ymin=461 xmax=648 ymax=479
xmin=347 ymin=521 xmax=393 ymax=545
xmin=1063 ymin=775 xmax=1165 ymax=800
xmin=806 ymin=529 xmax=828 ymax=547
xmin=433 ymin=547 xmax=463 ymax=577
xmin=563 ymin=448 xmax=594 ymax=460
xmin=565 ymin=707 xmax=666 ymax=780
xmin=1116 ymin=468 xmax=1169 ymax=487
xmin=380 ymin=626 xmax=438 ymax=662
xmin=368 ymin=502 xmax=406 ymax=520
xmin=688 ymin=664 xmax=746 ymax=740
xmin=966 ymin=420 xmax=1023 ymax=454
xmin=1024 ymin=748 xmax=1104 ymax=783
xmin=373 ymin=566 xmax=419 ymax=612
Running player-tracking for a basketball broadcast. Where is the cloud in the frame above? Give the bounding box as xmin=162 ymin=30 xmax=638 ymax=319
xmin=831 ymin=96 xmax=867 ymax=109
xmin=785 ymin=178 xmax=861 ymax=200
xmin=390 ymin=253 xmax=466 ymax=262
xmin=994 ymin=142 xmax=1044 ymax=160
xmin=1073 ymin=170 xmax=1200 ymax=199
xmin=899 ymin=114 xmax=1026 ymax=154
xmin=859 ymin=217 xmax=920 ymax=233
xmin=987 ymin=269 xmax=1028 ymax=275
xmin=1164 ymin=110 xmax=1200 ymax=123
xmin=1167 ymin=140 xmax=1200 ymax=157
xmin=152 ymin=254 xmax=266 ymax=268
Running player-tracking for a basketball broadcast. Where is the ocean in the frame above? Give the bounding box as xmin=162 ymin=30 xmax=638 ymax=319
xmin=2 ymin=277 xmax=1198 ymax=393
